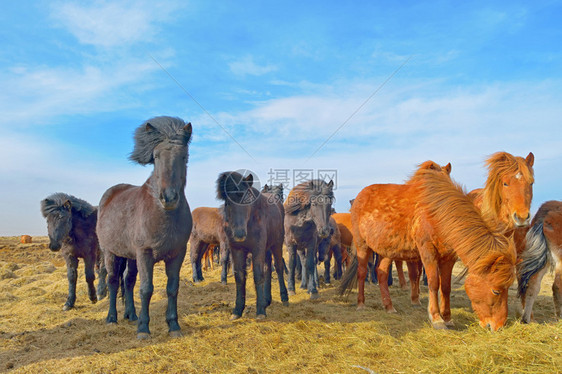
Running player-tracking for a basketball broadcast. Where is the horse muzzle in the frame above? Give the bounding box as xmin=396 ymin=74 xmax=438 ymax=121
xmin=159 ymin=190 xmax=180 ymax=210
xmin=512 ymin=212 xmax=531 ymax=227
xmin=232 ymin=229 xmax=247 ymax=242
xmin=318 ymin=228 xmax=330 ymax=239
xmin=49 ymin=242 xmax=62 ymax=252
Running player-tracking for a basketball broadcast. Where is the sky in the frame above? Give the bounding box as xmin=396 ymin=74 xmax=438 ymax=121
xmin=1 ymin=1 xmax=561 ymax=236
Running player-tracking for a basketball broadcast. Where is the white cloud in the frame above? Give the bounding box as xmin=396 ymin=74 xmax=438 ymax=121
xmin=51 ymin=1 xmax=181 ymax=47
xmin=229 ymin=56 xmax=277 ymax=77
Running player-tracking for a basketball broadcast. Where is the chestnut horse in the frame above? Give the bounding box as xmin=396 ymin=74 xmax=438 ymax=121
xmin=467 ymin=152 xmax=534 ymax=230
xmin=284 ymin=179 xmax=334 ymax=299
xmin=217 ymin=171 xmax=289 ymax=319
xmin=339 ymin=161 xmax=451 ymax=316
xmin=189 ymin=207 xmax=230 ymax=284
xmin=20 ymin=235 xmax=32 ymax=244
xmin=517 ymin=200 xmax=562 ymax=322
xmin=320 ymin=216 xmax=343 ymax=284
xmin=97 ymin=116 xmax=193 ymax=339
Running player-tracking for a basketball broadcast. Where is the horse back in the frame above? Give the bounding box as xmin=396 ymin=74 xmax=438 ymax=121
xmin=332 ymin=213 xmax=353 ymax=247
xmin=191 ymin=207 xmax=225 ymax=244
xmin=64 ymin=207 xmax=99 ymax=261
xmin=351 ymin=183 xmax=418 ymax=258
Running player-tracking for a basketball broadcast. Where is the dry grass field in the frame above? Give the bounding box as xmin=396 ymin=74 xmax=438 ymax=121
xmin=1 ymin=236 xmax=560 ymax=373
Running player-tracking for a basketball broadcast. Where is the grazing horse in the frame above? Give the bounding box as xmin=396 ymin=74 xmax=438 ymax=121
xmin=284 ymin=179 xmax=334 ymax=299
xmin=217 ymin=171 xmax=289 ymax=319
xmin=41 ymin=193 xmax=106 ymax=310
xmin=339 ymin=161 xmax=451 ymax=316
xmin=97 ymin=116 xmax=193 ymax=339
xmin=517 ymin=200 xmax=562 ymax=323
xmin=189 ymin=207 xmax=230 ymax=284
xmin=468 ymin=152 xmax=534 ymax=230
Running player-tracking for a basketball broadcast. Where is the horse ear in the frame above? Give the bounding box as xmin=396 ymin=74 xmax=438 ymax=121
xmin=244 ymin=174 xmax=253 ymax=187
xmin=444 ymin=163 xmax=452 ymax=175
xmin=145 ymin=122 xmax=156 ymax=132
xmin=525 ymin=152 xmax=534 ymax=167
xmin=327 ymin=180 xmax=334 ymax=188
xmin=183 ymin=122 xmax=192 ymax=140
xmin=63 ymin=200 xmax=72 ymax=211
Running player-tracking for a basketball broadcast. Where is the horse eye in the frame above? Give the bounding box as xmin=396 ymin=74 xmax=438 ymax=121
xmin=503 ymin=182 xmax=509 ymax=187
xmin=491 ymin=289 xmax=500 ymax=296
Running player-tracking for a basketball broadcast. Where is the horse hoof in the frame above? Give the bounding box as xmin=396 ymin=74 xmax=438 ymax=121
xmin=445 ymin=320 xmax=455 ymax=328
xmin=106 ymin=321 xmax=117 ymax=326
xmin=411 ymin=303 xmax=422 ymax=309
xmin=221 ymin=281 xmax=227 ymax=285
xmin=386 ymin=307 xmax=398 ymax=314
xmin=356 ymin=304 xmax=366 ymax=311
xmin=137 ymin=332 xmax=151 ymax=340
xmin=432 ymin=321 xmax=448 ymax=330
xmin=97 ymin=294 xmax=106 ymax=301
xmin=62 ymin=304 xmax=73 ymax=311
xmin=310 ymin=293 xmax=320 ymax=300
xmin=169 ymin=330 xmax=183 ymax=338
xmin=230 ymin=314 xmax=241 ymax=321
xmin=288 ymin=290 xmax=296 ymax=296
xmin=282 ymin=301 xmax=290 ymax=307
xmin=256 ymin=314 xmax=266 ymax=320
xmin=90 ymin=299 xmax=97 ymax=304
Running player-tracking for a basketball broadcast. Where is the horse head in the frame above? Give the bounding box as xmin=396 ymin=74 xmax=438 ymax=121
xmin=309 ymin=180 xmax=335 ymax=239
xmin=464 ymin=253 xmax=516 ymax=331
xmin=484 ymin=152 xmax=534 ymax=228
xmin=42 ymin=198 xmax=73 ymax=252
xmin=217 ymin=171 xmax=259 ymax=242
xmin=130 ymin=117 xmax=192 ymax=211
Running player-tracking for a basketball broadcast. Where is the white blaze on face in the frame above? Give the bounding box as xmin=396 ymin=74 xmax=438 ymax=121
xmin=515 ymin=172 xmax=522 ymax=180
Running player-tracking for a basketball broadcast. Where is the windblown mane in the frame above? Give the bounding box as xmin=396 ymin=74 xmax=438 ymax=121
xmin=41 ymin=193 xmax=96 ymax=218
xmin=216 ymin=171 xmax=259 ymax=204
xmin=415 ymin=170 xmax=516 ymax=288
xmin=284 ymin=180 xmax=334 ymax=215
xmin=407 ymin=160 xmax=451 ymax=183
xmin=129 ymin=116 xmax=192 ymax=165
xmin=481 ymin=152 xmax=534 ymax=225
xmin=517 ymin=201 xmax=559 ymax=297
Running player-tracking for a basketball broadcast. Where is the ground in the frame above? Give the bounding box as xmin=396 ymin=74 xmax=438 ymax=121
xmin=0 ymin=236 xmax=560 ymax=373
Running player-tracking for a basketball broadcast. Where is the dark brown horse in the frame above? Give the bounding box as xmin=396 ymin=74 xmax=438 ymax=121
xmin=189 ymin=206 xmax=230 ymax=284
xmin=517 ymin=200 xmax=562 ymax=322
xmin=41 ymin=193 xmax=106 ymax=310
xmin=97 ymin=116 xmax=193 ymax=339
xmin=217 ymin=171 xmax=288 ymax=319
xmin=284 ymin=179 xmax=334 ymax=299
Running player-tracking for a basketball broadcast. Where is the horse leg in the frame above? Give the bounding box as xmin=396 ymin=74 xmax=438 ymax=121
xmin=287 ymin=244 xmax=297 ymax=295
xmin=264 ymin=249 xmax=273 ymax=308
xmin=220 ymin=241 xmax=230 ymax=285
xmin=369 ymin=252 xmax=377 ymax=284
xmin=165 ymin=250 xmax=186 ymax=337
xmin=123 ymin=259 xmax=138 ymax=322
xmin=332 ymin=243 xmax=343 ymax=280
xmin=83 ymin=254 xmax=98 ymax=304
xmin=324 ymin=250 xmax=332 ymax=285
xmin=521 ymin=265 xmax=548 ymax=323
xmin=190 ymin=239 xmax=206 ymax=283
xmin=553 ymin=262 xmax=562 ymax=319
xmin=422 ymin=254 xmax=445 ymax=329
xmin=136 ymin=251 xmax=155 ymax=339
xmin=252 ymin=248 xmax=267 ymax=318
xmin=273 ymin=246 xmax=289 ymax=306
xmin=96 ymin=249 xmax=108 ymax=300
xmin=298 ymin=250 xmax=308 ymax=290
xmin=105 ymin=253 xmax=124 ymax=324
xmin=438 ymin=258 xmax=456 ymax=327
xmin=395 ymin=260 xmax=408 ymax=290
xmin=406 ymin=260 xmax=421 ymax=307
xmin=295 ymin=254 xmax=303 ymax=281
xmin=63 ymin=255 xmax=79 ymax=311
xmin=377 ymin=256 xmax=396 ymax=313
xmin=305 ymin=240 xmax=319 ymax=299
xmin=231 ymin=249 xmax=248 ymax=319
xmin=356 ymin=242 xmax=370 ymax=309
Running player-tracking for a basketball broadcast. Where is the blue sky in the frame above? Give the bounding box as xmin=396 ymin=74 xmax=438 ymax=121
xmin=1 ymin=1 xmax=561 ymax=235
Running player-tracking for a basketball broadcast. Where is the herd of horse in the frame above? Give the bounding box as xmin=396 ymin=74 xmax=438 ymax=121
xmin=39 ymin=116 xmax=561 ymax=339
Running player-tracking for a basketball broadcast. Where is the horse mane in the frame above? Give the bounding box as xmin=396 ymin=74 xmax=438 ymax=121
xmin=481 ymin=152 xmax=534 ymax=225
xmin=129 ymin=116 xmax=192 ymax=165
xmin=517 ymin=201 xmax=559 ymax=297
xmin=262 ymin=184 xmax=284 ymax=202
xmin=284 ymin=179 xmax=334 ymax=215
xmin=41 ymin=192 xmax=96 ymax=218
xmin=415 ymin=170 xmax=516 ymax=288
xmin=406 ymin=160 xmax=451 ymax=183
xmin=216 ymin=171 xmax=258 ymax=204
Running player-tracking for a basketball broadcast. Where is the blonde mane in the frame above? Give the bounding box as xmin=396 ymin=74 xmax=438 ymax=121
xmin=415 ymin=170 xmax=516 ymax=288
xmin=481 ymin=152 xmax=534 ymax=226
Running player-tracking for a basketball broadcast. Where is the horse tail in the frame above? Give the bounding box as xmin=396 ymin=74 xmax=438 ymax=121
xmin=338 ymin=253 xmax=358 ymax=297
xmin=517 ymin=222 xmax=553 ymax=298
